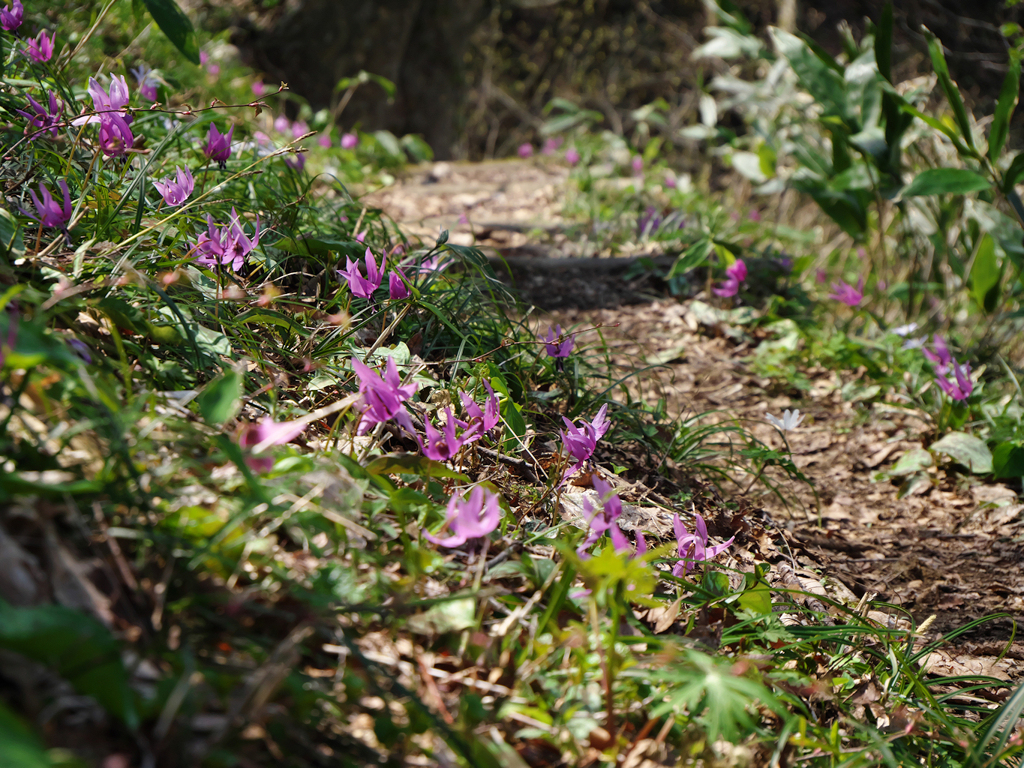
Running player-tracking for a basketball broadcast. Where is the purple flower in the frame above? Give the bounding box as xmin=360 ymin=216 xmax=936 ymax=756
xmin=936 ymin=359 xmax=973 ymax=401
xmin=664 ymin=173 xmax=677 ymax=189
xmin=73 ymin=76 xmax=134 ymax=157
xmin=565 ymin=147 xmax=580 ymax=166
xmin=671 ymin=513 xmax=734 ymax=576
xmin=131 ymin=63 xmax=159 ymax=101
xmin=193 ymin=208 xmax=260 ymax=272
xmin=351 ymin=356 xmax=417 ymax=435
xmin=338 ymin=247 xmax=384 ymax=299
xmin=341 ymin=132 xmax=358 ymax=150
xmin=17 ymin=91 xmax=63 ymax=139
xmin=829 ymin=276 xmax=865 ymax=307
xmin=204 ymin=123 xmax=234 ymax=166
xmin=460 ymin=381 xmax=500 ymax=434
xmin=631 ymin=156 xmax=644 ymax=175
xmin=518 ymin=143 xmax=533 ymax=158
xmin=388 ymin=270 xmax=410 ymax=300
xmin=273 ymin=115 xmax=290 ymax=134
xmin=577 ymin=477 xmax=625 ymax=557
xmin=544 ymin=324 xmax=574 ymax=358
xmin=25 ymin=180 xmax=72 ymax=228
xmin=25 ymin=29 xmax=54 ymax=63
xmin=252 ymin=80 xmax=266 ymax=97
xmin=542 ymin=137 xmax=563 ymax=155
xmin=713 ymin=258 xmax=747 ymax=298
xmin=418 ymin=407 xmax=481 ymax=462
xmin=284 ymin=152 xmax=306 ymax=171
xmin=291 ymin=120 xmax=309 ymax=139
xmin=560 ymin=404 xmax=611 ymax=482
xmin=317 ymin=132 xmax=332 ymax=148
xmin=238 ymin=416 xmax=306 ymax=473
xmin=1 ymin=0 xmax=23 ymax=31
xmin=922 ymin=334 xmax=951 ymax=372
xmin=423 ymin=486 xmax=501 ymax=548
xmin=67 ymin=338 xmax=91 ymax=363
xmin=153 ymin=166 xmax=194 ymax=206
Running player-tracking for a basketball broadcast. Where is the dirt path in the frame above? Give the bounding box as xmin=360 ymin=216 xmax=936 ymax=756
xmin=366 ymin=159 xmax=1024 ymax=680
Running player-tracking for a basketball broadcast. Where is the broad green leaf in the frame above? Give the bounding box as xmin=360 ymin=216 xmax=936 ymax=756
xmin=143 ymin=0 xmax=200 ymax=65
xmin=902 ymin=168 xmax=991 ymax=198
xmin=924 ymin=27 xmax=975 ymax=152
xmin=407 ymin=597 xmax=476 ymax=635
xmin=887 ymin=448 xmax=933 ymax=477
xmin=930 ymin=432 xmax=992 ymax=474
xmin=364 ymin=453 xmax=469 ymax=481
xmin=989 ymin=53 xmax=1021 ymax=161
xmin=0 ymin=601 xmax=138 ymax=729
xmin=1002 ymin=153 xmax=1024 ymax=193
xmin=0 ymin=701 xmax=55 ymax=768
xmin=196 ymin=369 xmax=243 ymax=425
xmin=969 ymin=233 xmax=1001 ymax=313
xmin=992 ymin=443 xmax=1024 ymax=479
xmin=0 ymin=208 xmax=23 ymax=260
xmin=737 ymin=567 xmax=773 ymax=615
xmin=668 ymin=237 xmax=713 ymax=278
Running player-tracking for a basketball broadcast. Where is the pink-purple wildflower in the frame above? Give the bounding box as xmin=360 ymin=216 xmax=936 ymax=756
xmin=418 ymin=407 xmax=481 ymax=462
xmin=935 ymin=359 xmax=973 ymax=401
xmin=565 ymin=147 xmax=580 ymax=166
xmin=671 ymin=513 xmax=734 ymax=576
xmin=388 ymin=270 xmax=410 ymax=300
xmin=131 ymin=63 xmax=159 ymax=101
xmin=193 ymin=208 xmax=260 ymax=272
xmin=922 ymin=334 xmax=951 ymax=371
xmin=73 ymin=76 xmax=134 ymax=157
xmin=17 ymin=91 xmax=62 ymax=139
xmin=560 ymin=404 xmax=611 ymax=483
xmin=238 ymin=417 xmax=306 ymax=473
xmin=1 ymin=0 xmax=22 ymax=31
xmin=153 ymin=166 xmax=194 ymax=207
xmin=25 ymin=29 xmax=54 ymax=63
xmin=544 ymin=324 xmax=574 ymax=358
xmin=577 ymin=477 xmax=626 ymax=557
xmin=423 ymin=486 xmax=501 ymax=548
xmin=350 ymin=356 xmax=417 ymax=435
xmin=25 ymin=180 xmax=72 ymax=228
xmin=713 ymin=259 xmax=747 ymax=298
xmin=542 ymin=137 xmax=563 ymax=155
xmin=251 ymin=80 xmax=266 ymax=97
xmin=338 ymin=247 xmax=384 ymax=299
xmin=204 ymin=123 xmax=234 ymax=167
xmin=341 ymin=132 xmax=358 ymax=150
xmin=518 ymin=143 xmax=533 ymax=158
xmin=829 ymin=276 xmax=865 ymax=307
xmin=460 ymin=381 xmax=500 ymax=435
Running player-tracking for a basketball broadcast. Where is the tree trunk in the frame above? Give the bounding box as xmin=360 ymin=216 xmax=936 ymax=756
xmin=244 ymin=0 xmax=487 ymax=159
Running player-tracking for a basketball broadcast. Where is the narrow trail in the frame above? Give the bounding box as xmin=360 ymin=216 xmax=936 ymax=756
xmin=366 ymin=159 xmax=1024 ymax=682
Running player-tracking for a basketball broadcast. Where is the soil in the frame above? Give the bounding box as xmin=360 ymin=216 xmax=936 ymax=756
xmin=366 ymin=158 xmax=1024 ymax=680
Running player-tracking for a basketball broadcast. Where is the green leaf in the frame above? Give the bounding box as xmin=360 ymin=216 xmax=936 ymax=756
xmin=924 ymin=27 xmax=976 ymax=151
xmin=875 ymin=3 xmax=893 ymax=83
xmin=0 ymin=601 xmax=138 ymax=729
xmin=969 ymin=233 xmax=1001 ymax=313
xmin=887 ymin=448 xmax=934 ymax=477
xmin=989 ymin=53 xmax=1021 ymax=161
xmin=196 ymin=369 xmax=243 ymax=425
xmin=142 ymin=0 xmax=200 ymax=65
xmin=407 ymin=597 xmax=476 ymax=635
xmin=0 ymin=700 xmax=56 ymax=768
xmin=737 ymin=566 xmax=773 ymax=615
xmin=364 ymin=453 xmax=469 ymax=481
xmin=1002 ymin=153 xmax=1024 ymax=193
xmin=902 ymin=168 xmax=991 ymax=197
xmin=0 ymin=208 xmax=24 ymax=260
xmin=771 ymin=28 xmax=848 ymax=121
xmin=668 ymin=237 xmax=713 ymax=278
xmin=992 ymin=443 xmax=1024 ymax=479
xmin=930 ymin=432 xmax=992 ymax=474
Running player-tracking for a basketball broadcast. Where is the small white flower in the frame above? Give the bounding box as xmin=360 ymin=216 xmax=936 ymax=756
xmin=891 ymin=322 xmax=919 ymax=337
xmin=766 ymin=409 xmax=804 ymax=431
xmin=902 ymin=337 xmax=926 ymax=351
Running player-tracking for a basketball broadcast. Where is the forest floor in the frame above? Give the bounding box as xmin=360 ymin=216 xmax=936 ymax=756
xmin=367 ymin=158 xmax=1024 ymax=685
